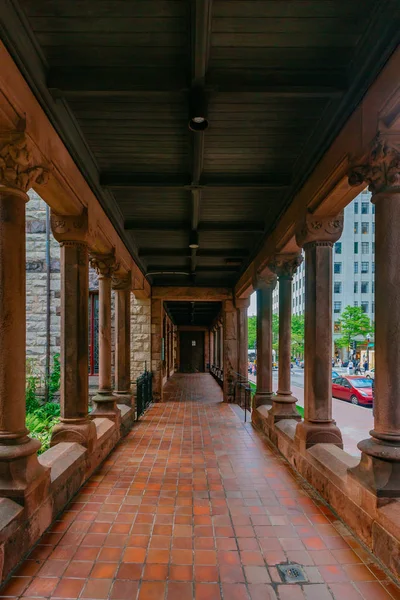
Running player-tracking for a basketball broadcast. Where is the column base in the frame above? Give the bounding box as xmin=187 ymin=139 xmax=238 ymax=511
xmin=114 ymin=391 xmax=133 ymax=407
xmin=50 ymin=418 xmax=97 ymax=453
xmin=349 ymin=436 xmax=400 ymax=498
xmin=295 ymin=420 xmax=343 ymax=452
xmin=91 ymin=391 xmax=121 ymax=426
xmin=253 ymin=391 xmax=273 ymax=409
xmin=268 ymin=392 xmax=301 ymax=422
xmin=0 ymin=436 xmax=50 ymax=509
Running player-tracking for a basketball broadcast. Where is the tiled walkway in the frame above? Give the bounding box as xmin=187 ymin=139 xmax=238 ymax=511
xmin=2 ymin=374 xmax=400 ymax=600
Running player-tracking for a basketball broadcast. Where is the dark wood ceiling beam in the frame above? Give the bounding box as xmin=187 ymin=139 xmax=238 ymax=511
xmin=101 ymin=173 xmax=290 ymax=190
xmin=147 ymin=265 xmax=239 ymax=273
xmin=124 ymin=220 xmax=264 ymax=232
xmin=139 ymin=248 xmax=248 ymax=258
xmin=47 ymin=68 xmax=347 ymax=97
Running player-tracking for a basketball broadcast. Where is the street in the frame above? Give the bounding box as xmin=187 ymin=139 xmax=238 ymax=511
xmin=249 ymin=367 xmax=373 ymax=457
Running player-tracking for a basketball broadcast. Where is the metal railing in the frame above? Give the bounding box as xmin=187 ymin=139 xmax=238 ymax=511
xmin=232 ymin=371 xmax=252 ymax=421
xmin=210 ymin=364 xmax=224 ymax=387
xmin=136 ymin=369 xmax=153 ymax=420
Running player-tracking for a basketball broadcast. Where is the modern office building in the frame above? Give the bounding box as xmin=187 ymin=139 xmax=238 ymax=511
xmin=273 ymin=189 xmax=375 ymax=350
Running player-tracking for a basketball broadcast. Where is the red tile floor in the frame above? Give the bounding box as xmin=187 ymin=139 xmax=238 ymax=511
xmin=2 ymin=373 xmax=400 ymax=600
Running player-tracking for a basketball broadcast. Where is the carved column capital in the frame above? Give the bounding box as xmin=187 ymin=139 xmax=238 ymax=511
xmin=252 ymin=270 xmax=277 ymax=291
xmin=235 ymin=297 xmax=250 ymax=310
xmin=90 ymin=251 xmax=120 ymax=278
xmin=295 ymin=211 xmax=344 ymax=248
xmin=269 ymin=253 xmax=303 ymax=280
xmin=348 ymin=133 xmax=400 ymax=196
xmin=51 ymin=209 xmax=89 ymax=246
xmin=112 ymin=271 xmax=132 ymax=291
xmin=0 ymin=129 xmax=50 ymax=196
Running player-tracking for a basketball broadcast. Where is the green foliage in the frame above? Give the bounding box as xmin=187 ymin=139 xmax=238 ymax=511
xmin=291 ymin=315 xmax=305 ymax=358
xmin=25 ymin=355 xmax=61 ymax=454
xmin=336 ymin=306 xmax=371 ymax=351
xmin=248 ymin=315 xmax=257 ymax=349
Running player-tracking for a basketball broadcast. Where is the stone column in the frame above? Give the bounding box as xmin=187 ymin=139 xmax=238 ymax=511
xmin=269 ymin=254 xmax=303 ymax=421
xmin=209 ymin=328 xmax=214 ymax=369
xmin=0 ymin=129 xmax=50 ymax=504
xmin=90 ymin=252 xmax=121 ymax=424
xmin=253 ymin=273 xmax=277 ymax=408
xmin=219 ymin=322 xmax=224 ymax=370
xmin=112 ymin=273 xmax=132 ymax=406
xmin=50 ymin=212 xmax=96 ymax=451
xmin=236 ymin=298 xmax=250 ymax=378
xmin=294 ymin=213 xmax=344 ymax=450
xmin=151 ymin=298 xmax=164 ymax=402
xmin=223 ymin=301 xmax=238 ymax=402
xmin=348 ymin=136 xmax=400 ymax=497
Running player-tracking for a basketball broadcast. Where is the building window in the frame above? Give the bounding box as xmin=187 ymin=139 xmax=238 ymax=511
xmin=354 ymin=281 xmax=358 ymax=293
xmin=354 ymin=202 xmax=359 ymax=214
xmin=372 ymin=205 xmax=375 ymax=214
xmin=354 ymin=222 xmax=359 ymax=234
xmin=372 ymin=242 xmax=375 ymax=254
xmin=335 ymin=242 xmax=342 ymax=254
xmin=334 ymin=282 xmax=342 ymax=293
xmin=361 ymin=202 xmax=369 ymax=214
xmin=354 ymin=262 xmax=359 ymax=274
xmin=362 ymin=242 xmax=369 ymax=254
xmin=372 ymin=262 xmax=375 ymax=273
xmin=361 ymin=281 xmax=369 ymax=293
xmin=372 ymin=281 xmax=374 ymax=293
xmin=372 ymin=222 xmax=375 ymax=234
xmin=354 ymin=242 xmax=358 ymax=254
xmin=88 ymin=292 xmax=99 ymax=376
xmin=354 ymin=301 xmax=358 ymax=307
xmin=361 ymin=261 xmax=369 ymax=273
xmin=361 ymin=301 xmax=369 ymax=313
xmin=334 ymin=262 xmax=342 ymax=274
xmin=362 ymin=222 xmax=369 ymax=234
xmin=334 ymin=301 xmax=341 ymax=313
xmin=372 ymin=302 xmax=375 ymax=313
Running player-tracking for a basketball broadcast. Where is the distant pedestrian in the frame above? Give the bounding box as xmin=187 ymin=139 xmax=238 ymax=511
xmin=363 ymin=360 xmax=369 ymax=372
xmin=348 ymin=360 xmax=354 ymax=375
xmin=355 ymin=361 xmax=362 ymax=375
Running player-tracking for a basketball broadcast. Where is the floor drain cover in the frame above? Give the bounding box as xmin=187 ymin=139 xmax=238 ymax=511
xmin=277 ymin=564 xmax=308 ymax=583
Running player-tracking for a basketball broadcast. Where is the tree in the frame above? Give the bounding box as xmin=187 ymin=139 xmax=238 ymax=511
xmin=336 ymin=306 xmax=371 ymax=353
xmin=248 ymin=315 xmax=257 ymax=349
xmin=291 ymin=315 xmax=305 ymax=358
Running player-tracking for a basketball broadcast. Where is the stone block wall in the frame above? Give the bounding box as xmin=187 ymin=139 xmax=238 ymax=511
xmin=130 ymin=295 xmax=151 ymax=386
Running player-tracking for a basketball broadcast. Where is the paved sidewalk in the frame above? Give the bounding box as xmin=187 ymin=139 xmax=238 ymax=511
xmin=1 ymin=374 xmax=397 ymax=600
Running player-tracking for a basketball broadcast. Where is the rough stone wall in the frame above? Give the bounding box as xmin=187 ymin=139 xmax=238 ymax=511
xmin=26 ymin=190 xmax=61 ymax=378
xmin=130 ymin=295 xmax=151 ymax=387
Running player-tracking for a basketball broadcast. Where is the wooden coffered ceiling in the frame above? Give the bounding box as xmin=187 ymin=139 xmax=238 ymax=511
xmin=1 ymin=0 xmax=399 ymax=287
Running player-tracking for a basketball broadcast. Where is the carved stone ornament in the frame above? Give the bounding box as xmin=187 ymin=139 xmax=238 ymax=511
xmin=90 ymin=251 xmax=120 ymax=278
xmin=348 ymin=134 xmax=400 ymax=195
xmin=252 ymin=270 xmax=277 ymax=291
xmin=51 ymin=209 xmax=88 ymax=244
xmin=268 ymin=253 xmax=303 ymax=279
xmin=112 ymin=271 xmax=132 ymax=291
xmin=295 ymin=211 xmax=344 ymax=248
xmin=0 ymin=130 xmax=50 ymax=193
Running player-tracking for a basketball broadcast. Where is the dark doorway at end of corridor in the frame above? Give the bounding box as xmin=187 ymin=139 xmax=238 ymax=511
xmin=179 ymin=331 xmax=205 ymax=372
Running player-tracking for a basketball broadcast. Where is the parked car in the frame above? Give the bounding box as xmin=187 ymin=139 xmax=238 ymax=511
xmin=332 ymin=370 xmax=340 ymax=379
xmin=300 ymin=360 xmax=304 ymax=368
xmin=365 ymin=368 xmax=375 ymax=379
xmin=332 ymin=375 xmax=373 ymax=406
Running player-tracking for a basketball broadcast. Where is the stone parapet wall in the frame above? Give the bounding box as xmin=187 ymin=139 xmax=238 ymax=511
xmin=130 ymin=295 xmax=151 ymax=386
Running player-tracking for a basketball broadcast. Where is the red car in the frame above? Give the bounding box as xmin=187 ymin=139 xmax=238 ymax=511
xmin=332 ymin=375 xmax=373 ymax=406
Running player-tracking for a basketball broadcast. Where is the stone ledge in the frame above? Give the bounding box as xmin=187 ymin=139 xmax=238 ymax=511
xmin=39 ymin=442 xmax=86 ymax=485
xmin=252 ymin=406 xmax=400 ymax=581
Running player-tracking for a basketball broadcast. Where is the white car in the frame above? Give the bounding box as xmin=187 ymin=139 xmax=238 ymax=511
xmin=365 ymin=369 xmax=375 ymax=379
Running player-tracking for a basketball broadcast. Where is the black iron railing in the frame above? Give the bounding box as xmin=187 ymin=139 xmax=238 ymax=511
xmin=232 ymin=371 xmax=252 ymax=421
xmin=210 ymin=364 xmax=223 ymax=387
xmin=136 ymin=370 xmax=153 ymax=420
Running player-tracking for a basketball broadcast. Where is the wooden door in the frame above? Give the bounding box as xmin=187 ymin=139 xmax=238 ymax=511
xmin=179 ymin=332 xmax=205 ymax=373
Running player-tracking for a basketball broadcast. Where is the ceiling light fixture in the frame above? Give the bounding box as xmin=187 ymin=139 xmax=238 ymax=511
xmin=188 ymin=86 xmax=209 ymax=132
xmin=189 ymin=230 xmax=199 ymax=249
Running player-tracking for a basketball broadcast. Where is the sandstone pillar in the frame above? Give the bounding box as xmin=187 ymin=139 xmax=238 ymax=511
xmin=269 ymin=254 xmax=302 ymax=421
xmin=0 ymin=129 xmax=50 ymax=504
xmin=113 ymin=273 xmax=132 ymax=406
xmin=236 ymin=298 xmax=250 ymax=378
xmin=50 ymin=212 xmax=96 ymax=451
xmin=253 ymin=274 xmax=277 ymax=408
xmin=209 ymin=328 xmax=214 ymax=369
xmin=348 ymin=136 xmax=400 ymax=497
xmin=294 ymin=213 xmax=344 ymax=450
xmin=219 ymin=322 xmax=224 ymax=370
xmin=90 ymin=253 xmax=121 ymax=424
xmin=151 ymin=298 xmax=164 ymax=402
xmin=223 ymin=301 xmax=238 ymax=402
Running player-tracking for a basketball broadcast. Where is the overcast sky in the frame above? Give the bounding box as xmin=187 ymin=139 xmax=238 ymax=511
xmin=249 ymin=292 xmax=256 ymax=316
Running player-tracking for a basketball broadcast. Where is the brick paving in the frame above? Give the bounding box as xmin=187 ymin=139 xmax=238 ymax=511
xmin=2 ymin=373 xmax=399 ymax=600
